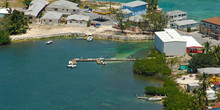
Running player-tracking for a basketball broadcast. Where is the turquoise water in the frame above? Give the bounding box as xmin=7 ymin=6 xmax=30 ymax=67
xmin=94 ymin=0 xmax=220 ymax=21
xmin=0 ymin=38 xmax=162 ymax=110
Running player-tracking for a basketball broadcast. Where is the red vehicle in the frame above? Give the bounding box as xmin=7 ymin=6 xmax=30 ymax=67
xmin=91 ymin=23 xmax=96 ymax=26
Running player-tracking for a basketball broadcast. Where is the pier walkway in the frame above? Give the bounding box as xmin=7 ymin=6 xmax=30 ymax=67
xmin=71 ymin=58 xmax=137 ymax=65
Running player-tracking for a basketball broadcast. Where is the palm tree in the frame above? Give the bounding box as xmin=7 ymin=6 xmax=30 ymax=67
xmin=212 ymin=45 xmax=220 ymax=62
xmin=202 ymin=41 xmax=212 ymax=54
xmin=198 ymin=73 xmax=209 ymax=110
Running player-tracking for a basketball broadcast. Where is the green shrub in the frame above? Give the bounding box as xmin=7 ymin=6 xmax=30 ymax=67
xmin=0 ymin=29 xmax=11 ymax=45
xmin=187 ymin=27 xmax=191 ymax=32
xmin=87 ymin=19 xmax=91 ymax=27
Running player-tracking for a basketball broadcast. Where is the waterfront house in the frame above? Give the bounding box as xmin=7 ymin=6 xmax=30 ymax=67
xmin=173 ymin=19 xmax=198 ymax=31
xmin=200 ymin=17 xmax=220 ymax=38
xmin=122 ymin=1 xmax=147 ymax=16
xmin=182 ymin=36 xmax=203 ymax=53
xmin=197 ymin=67 xmax=220 ymax=76
xmin=66 ymin=14 xmax=90 ymax=26
xmin=47 ymin=0 xmax=79 ymax=15
xmin=25 ymin=0 xmax=49 ymax=24
xmin=187 ymin=83 xmax=200 ymax=93
xmin=166 ymin=10 xmax=187 ymax=26
xmin=121 ymin=9 xmax=132 ymax=17
xmin=41 ymin=11 xmax=62 ymax=25
xmin=154 ymin=29 xmax=186 ymax=56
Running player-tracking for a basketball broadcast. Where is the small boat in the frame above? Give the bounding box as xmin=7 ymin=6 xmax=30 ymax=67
xmin=100 ymin=60 xmax=106 ymax=65
xmin=46 ymin=40 xmax=53 ymax=45
xmin=147 ymin=97 xmax=162 ymax=101
xmin=66 ymin=64 xmax=77 ymax=68
xmin=68 ymin=61 xmax=73 ymax=65
xmin=87 ymin=36 xmax=93 ymax=41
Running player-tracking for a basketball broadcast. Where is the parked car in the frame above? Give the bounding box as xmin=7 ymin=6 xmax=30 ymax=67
xmin=94 ymin=23 xmax=101 ymax=28
xmin=91 ymin=23 xmax=96 ymax=26
xmin=84 ymin=6 xmax=88 ymax=9
xmin=84 ymin=9 xmax=91 ymax=13
xmin=88 ymin=8 xmax=92 ymax=11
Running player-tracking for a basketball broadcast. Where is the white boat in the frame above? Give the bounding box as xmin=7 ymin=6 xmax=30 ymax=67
xmin=147 ymin=97 xmax=162 ymax=101
xmin=46 ymin=40 xmax=53 ymax=45
xmin=100 ymin=60 xmax=106 ymax=65
xmin=66 ymin=65 xmax=76 ymax=68
xmin=68 ymin=61 xmax=73 ymax=65
xmin=87 ymin=36 xmax=93 ymax=41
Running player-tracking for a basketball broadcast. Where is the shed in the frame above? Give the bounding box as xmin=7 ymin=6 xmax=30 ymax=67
xmin=187 ymin=83 xmax=200 ymax=92
xmin=180 ymin=63 xmax=189 ymax=70
xmin=154 ymin=29 xmax=186 ymax=56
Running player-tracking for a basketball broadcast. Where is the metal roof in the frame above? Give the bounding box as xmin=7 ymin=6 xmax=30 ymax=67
xmin=166 ymin=10 xmax=187 ymax=16
xmin=122 ymin=9 xmax=132 ymax=14
xmin=42 ymin=11 xmax=62 ymax=19
xmin=47 ymin=0 xmax=79 ymax=9
xmin=67 ymin=14 xmax=90 ymax=21
xmin=174 ymin=19 xmax=197 ymax=26
xmin=30 ymin=0 xmax=49 ymax=5
xmin=0 ymin=8 xmax=13 ymax=14
xmin=155 ymin=29 xmax=186 ymax=42
xmin=123 ymin=1 xmax=147 ymax=7
xmin=198 ymin=67 xmax=220 ymax=74
xmin=25 ymin=2 xmax=45 ymax=17
xmin=182 ymin=36 xmax=202 ymax=48
xmin=188 ymin=83 xmax=200 ymax=87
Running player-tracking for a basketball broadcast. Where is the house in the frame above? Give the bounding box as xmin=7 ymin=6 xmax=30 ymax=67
xmin=47 ymin=0 xmax=79 ymax=15
xmin=213 ymin=82 xmax=220 ymax=90
xmin=166 ymin=10 xmax=187 ymax=26
xmin=66 ymin=14 xmax=90 ymax=26
xmin=122 ymin=1 xmax=147 ymax=16
xmin=182 ymin=36 xmax=203 ymax=53
xmin=121 ymin=9 xmax=132 ymax=17
xmin=187 ymin=83 xmax=200 ymax=93
xmin=154 ymin=29 xmax=186 ymax=56
xmin=180 ymin=63 xmax=189 ymax=70
xmin=173 ymin=19 xmax=198 ymax=30
xmin=25 ymin=0 xmax=49 ymax=24
xmin=200 ymin=17 xmax=220 ymax=38
xmin=206 ymin=89 xmax=218 ymax=100
xmin=41 ymin=11 xmax=62 ymax=25
xmin=197 ymin=67 xmax=220 ymax=76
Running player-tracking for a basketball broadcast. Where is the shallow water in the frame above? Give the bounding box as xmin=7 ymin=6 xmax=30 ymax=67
xmin=0 ymin=38 xmax=162 ymax=110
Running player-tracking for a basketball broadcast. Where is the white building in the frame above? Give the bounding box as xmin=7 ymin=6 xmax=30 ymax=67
xmin=173 ymin=19 xmax=198 ymax=30
xmin=41 ymin=11 xmax=62 ymax=26
xmin=66 ymin=14 xmax=90 ymax=26
xmin=166 ymin=10 xmax=187 ymax=22
xmin=154 ymin=29 xmax=186 ymax=56
xmin=25 ymin=0 xmax=49 ymax=24
xmin=47 ymin=0 xmax=79 ymax=15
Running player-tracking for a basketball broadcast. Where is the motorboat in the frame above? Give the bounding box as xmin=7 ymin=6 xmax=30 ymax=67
xmin=68 ymin=61 xmax=73 ymax=65
xmin=46 ymin=40 xmax=53 ymax=45
xmin=66 ymin=64 xmax=76 ymax=68
xmin=100 ymin=60 xmax=106 ymax=65
xmin=87 ymin=36 xmax=93 ymax=41
xmin=147 ymin=97 xmax=162 ymax=101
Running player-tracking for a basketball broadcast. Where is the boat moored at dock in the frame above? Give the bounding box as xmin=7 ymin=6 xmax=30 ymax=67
xmin=46 ymin=40 xmax=53 ymax=45
xmin=66 ymin=64 xmax=77 ymax=68
xmin=87 ymin=36 xmax=93 ymax=41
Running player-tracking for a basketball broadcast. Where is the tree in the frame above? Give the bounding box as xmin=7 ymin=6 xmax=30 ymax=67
xmin=23 ymin=0 xmax=32 ymax=9
xmin=147 ymin=11 xmax=169 ymax=33
xmin=197 ymin=73 xmax=209 ymax=109
xmin=188 ymin=53 xmax=218 ymax=73
xmin=144 ymin=0 xmax=158 ymax=13
xmin=0 ymin=29 xmax=11 ymax=45
xmin=211 ymin=45 xmax=220 ymax=62
xmin=87 ymin=19 xmax=91 ymax=27
xmin=4 ymin=10 xmax=29 ymax=35
xmin=137 ymin=19 xmax=150 ymax=34
xmin=187 ymin=27 xmax=191 ymax=32
xmin=167 ymin=57 xmax=180 ymax=71
xmin=202 ymin=41 xmax=212 ymax=54
xmin=111 ymin=9 xmax=131 ymax=34
xmin=3 ymin=1 xmax=9 ymax=8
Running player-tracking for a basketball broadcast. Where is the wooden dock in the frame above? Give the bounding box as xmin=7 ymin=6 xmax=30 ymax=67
xmin=71 ymin=58 xmax=137 ymax=65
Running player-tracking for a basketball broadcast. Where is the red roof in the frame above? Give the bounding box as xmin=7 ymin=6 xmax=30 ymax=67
xmin=213 ymin=82 xmax=220 ymax=85
xmin=202 ymin=17 xmax=220 ymax=26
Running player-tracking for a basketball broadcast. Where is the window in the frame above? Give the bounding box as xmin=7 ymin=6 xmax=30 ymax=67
xmin=70 ymin=21 xmax=72 ymax=23
xmin=73 ymin=10 xmax=75 ymax=12
xmin=29 ymin=16 xmax=32 ymax=19
xmin=67 ymin=9 xmax=68 ymax=11
xmin=174 ymin=15 xmax=177 ymax=18
xmin=49 ymin=20 xmax=52 ymax=22
xmin=55 ymin=8 xmax=58 ymax=11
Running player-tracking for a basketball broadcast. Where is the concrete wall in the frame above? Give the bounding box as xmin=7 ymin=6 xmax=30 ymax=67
xmin=164 ymin=41 xmax=186 ymax=56
xmin=200 ymin=22 xmax=220 ymax=36
xmin=177 ymin=23 xmax=197 ymax=30
xmin=67 ymin=20 xmax=87 ymax=26
xmin=47 ymin=7 xmax=79 ymax=14
xmin=169 ymin=14 xmax=187 ymax=22
xmin=41 ymin=18 xmax=60 ymax=26
xmin=154 ymin=34 xmax=164 ymax=54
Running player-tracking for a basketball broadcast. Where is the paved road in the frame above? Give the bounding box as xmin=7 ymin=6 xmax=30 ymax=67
xmin=177 ymin=31 xmax=220 ymax=46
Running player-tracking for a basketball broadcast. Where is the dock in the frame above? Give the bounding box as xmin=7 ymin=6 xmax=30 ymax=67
xmin=70 ymin=58 xmax=137 ymax=65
